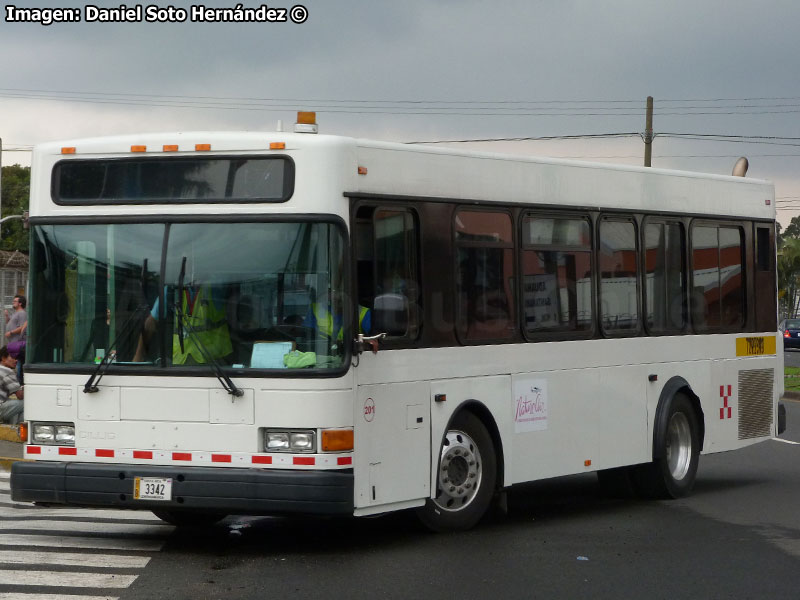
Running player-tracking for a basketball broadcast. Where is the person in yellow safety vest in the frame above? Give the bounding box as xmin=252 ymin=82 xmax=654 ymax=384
xmin=133 ymin=285 xmax=232 ymax=365
xmin=305 ymin=302 xmax=371 ymax=340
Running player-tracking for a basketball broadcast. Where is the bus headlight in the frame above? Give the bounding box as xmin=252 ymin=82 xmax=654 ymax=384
xmin=264 ymin=429 xmax=315 ymax=453
xmin=32 ymin=422 xmax=75 ymax=445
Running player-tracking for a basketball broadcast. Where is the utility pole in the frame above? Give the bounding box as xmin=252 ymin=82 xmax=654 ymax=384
xmin=643 ymin=96 xmax=653 ymax=167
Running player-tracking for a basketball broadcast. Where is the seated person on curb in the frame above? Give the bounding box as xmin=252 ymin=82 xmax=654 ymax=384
xmin=0 ymin=346 xmax=23 ymax=425
xmin=133 ymin=284 xmax=233 ymax=365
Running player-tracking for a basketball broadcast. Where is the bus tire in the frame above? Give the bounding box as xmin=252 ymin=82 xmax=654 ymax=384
xmin=633 ymin=393 xmax=700 ymax=499
xmin=416 ymin=411 xmax=497 ymax=532
xmin=152 ymin=509 xmax=227 ymax=527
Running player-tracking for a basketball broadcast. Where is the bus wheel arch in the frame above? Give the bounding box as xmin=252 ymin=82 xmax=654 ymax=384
xmin=416 ymin=401 xmax=503 ymax=532
xmin=652 ymin=378 xmax=705 ymax=459
xmin=634 ymin=378 xmax=703 ymax=499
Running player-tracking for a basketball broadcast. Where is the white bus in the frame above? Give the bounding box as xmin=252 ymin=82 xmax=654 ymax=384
xmin=11 ymin=115 xmax=784 ymax=531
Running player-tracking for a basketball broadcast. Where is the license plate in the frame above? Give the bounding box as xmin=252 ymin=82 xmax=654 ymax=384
xmin=134 ymin=477 xmax=173 ymax=501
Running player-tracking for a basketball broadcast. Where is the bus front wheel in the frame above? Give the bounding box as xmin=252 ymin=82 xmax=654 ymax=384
xmin=416 ymin=411 xmax=497 ymax=532
xmin=633 ymin=393 xmax=700 ymax=499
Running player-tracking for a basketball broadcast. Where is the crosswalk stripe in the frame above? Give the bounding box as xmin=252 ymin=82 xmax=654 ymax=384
xmin=0 ymin=550 xmax=150 ymax=569
xmin=0 ymin=507 xmax=163 ymax=521
xmin=0 ymin=570 xmax=137 ymax=588
xmin=0 ymin=534 xmax=164 ymax=552
xmin=0 ymin=520 xmax=169 ymax=535
xmin=0 ymin=595 xmax=118 ymax=600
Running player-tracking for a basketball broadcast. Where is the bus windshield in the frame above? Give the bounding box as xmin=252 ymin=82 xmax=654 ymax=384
xmin=29 ymin=220 xmax=347 ymax=371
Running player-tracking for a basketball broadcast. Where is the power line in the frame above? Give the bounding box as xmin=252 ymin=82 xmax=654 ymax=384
xmin=6 ymin=88 xmax=800 ymax=117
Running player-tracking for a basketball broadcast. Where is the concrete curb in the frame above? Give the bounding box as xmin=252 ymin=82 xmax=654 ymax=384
xmin=0 ymin=425 xmax=21 ymax=443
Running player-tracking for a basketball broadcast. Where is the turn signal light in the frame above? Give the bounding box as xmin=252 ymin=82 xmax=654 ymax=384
xmin=18 ymin=422 xmax=28 ymax=443
xmin=322 ymin=429 xmax=354 ymax=452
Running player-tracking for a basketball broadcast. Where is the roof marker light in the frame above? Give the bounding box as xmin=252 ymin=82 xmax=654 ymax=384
xmin=163 ymin=144 xmax=179 ymax=152
xmin=61 ymin=147 xmax=76 ymax=154
xmin=270 ymin=142 xmax=286 ymax=150
xmin=295 ymin=111 xmax=318 ymax=134
xmin=357 ymin=166 xmax=368 ymax=175
xmin=195 ymin=143 xmax=211 ymax=151
xmin=131 ymin=145 xmax=147 ymax=153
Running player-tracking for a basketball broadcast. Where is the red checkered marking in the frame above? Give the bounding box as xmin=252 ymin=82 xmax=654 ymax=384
xmin=719 ymin=384 xmax=733 ymax=420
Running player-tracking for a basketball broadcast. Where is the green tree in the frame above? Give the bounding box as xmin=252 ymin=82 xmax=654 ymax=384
xmin=0 ymin=164 xmax=30 ymax=252
xmin=778 ymin=237 xmax=800 ymax=317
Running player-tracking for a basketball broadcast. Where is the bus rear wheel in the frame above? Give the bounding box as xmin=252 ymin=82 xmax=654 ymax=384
xmin=633 ymin=393 xmax=700 ymax=499
xmin=416 ymin=411 xmax=497 ymax=532
xmin=152 ymin=509 xmax=227 ymax=527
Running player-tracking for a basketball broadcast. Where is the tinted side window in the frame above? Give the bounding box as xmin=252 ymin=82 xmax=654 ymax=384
xmin=455 ymin=210 xmax=516 ymax=341
xmin=644 ymin=221 xmax=686 ymax=333
xmin=521 ymin=214 xmax=593 ymax=335
xmin=599 ymin=219 xmax=639 ymax=332
xmin=691 ymin=224 xmax=744 ymax=330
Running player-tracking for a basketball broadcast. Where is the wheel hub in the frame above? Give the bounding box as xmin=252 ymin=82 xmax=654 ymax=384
xmin=434 ymin=429 xmax=482 ymax=512
xmin=665 ymin=412 xmax=692 ymax=481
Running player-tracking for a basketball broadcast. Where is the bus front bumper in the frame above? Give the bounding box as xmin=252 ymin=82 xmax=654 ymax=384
xmin=10 ymin=461 xmax=354 ymax=516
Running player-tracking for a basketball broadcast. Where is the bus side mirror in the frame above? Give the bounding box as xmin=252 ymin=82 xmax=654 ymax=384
xmin=372 ymin=293 xmax=409 ymax=337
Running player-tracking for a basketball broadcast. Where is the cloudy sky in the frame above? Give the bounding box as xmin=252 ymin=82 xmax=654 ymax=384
xmin=1 ymin=0 xmax=799 ymax=222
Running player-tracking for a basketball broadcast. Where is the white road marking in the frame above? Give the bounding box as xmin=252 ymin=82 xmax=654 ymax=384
xmin=0 ymin=533 xmax=164 ymax=552
xmin=0 ymin=507 xmax=162 ymax=521
xmin=0 ymin=550 xmax=150 ymax=568
xmin=0 ymin=519 xmax=169 ymax=535
xmin=772 ymin=437 xmax=800 ymax=445
xmin=0 ymin=571 xmax=136 ymax=588
xmin=0 ymin=595 xmax=117 ymax=600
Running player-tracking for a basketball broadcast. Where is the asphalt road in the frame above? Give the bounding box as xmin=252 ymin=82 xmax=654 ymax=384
xmin=2 ymin=403 xmax=798 ymax=600
xmin=126 ymin=404 xmax=800 ymax=600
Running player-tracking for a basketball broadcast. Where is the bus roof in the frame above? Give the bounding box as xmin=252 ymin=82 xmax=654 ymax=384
xmin=31 ymin=131 xmax=775 ymax=221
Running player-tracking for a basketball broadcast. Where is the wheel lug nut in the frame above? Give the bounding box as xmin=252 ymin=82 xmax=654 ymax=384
xmin=449 ymin=486 xmax=455 ymax=492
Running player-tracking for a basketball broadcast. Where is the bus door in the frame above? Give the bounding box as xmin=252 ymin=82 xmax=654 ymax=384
xmin=351 ymin=203 xmax=430 ymax=515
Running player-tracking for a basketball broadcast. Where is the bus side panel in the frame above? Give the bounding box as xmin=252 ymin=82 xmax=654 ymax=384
xmin=706 ymin=356 xmax=777 ymax=452
xmin=509 ymin=367 xmax=648 ymax=484
xmin=354 ymin=381 xmax=430 ymax=512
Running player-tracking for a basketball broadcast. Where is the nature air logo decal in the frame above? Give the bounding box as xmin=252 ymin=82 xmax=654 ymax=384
xmin=514 ymin=378 xmax=548 ymax=433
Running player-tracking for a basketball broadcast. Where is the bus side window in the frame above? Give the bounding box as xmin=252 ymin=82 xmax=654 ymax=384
xmin=355 ymin=205 xmax=421 ymax=340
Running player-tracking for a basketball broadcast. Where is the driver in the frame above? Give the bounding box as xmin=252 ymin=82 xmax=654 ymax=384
xmin=133 ymin=283 xmax=233 ymax=365
xmin=305 ymin=293 xmax=371 ymax=340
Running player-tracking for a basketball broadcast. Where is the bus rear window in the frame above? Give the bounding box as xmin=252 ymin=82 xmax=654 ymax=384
xmin=53 ymin=156 xmax=294 ymax=204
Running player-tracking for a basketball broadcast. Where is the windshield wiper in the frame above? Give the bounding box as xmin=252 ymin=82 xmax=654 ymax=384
xmin=84 ymin=259 xmax=150 ymax=394
xmin=176 ymin=256 xmax=186 ymax=355
xmin=173 ymin=256 xmax=242 ymax=397
xmin=174 ymin=300 xmax=244 ymax=397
